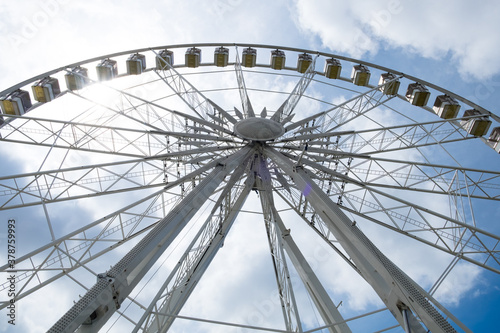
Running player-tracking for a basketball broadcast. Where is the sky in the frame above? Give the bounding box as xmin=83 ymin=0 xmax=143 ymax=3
xmin=1 ymin=1 xmax=500 ymax=332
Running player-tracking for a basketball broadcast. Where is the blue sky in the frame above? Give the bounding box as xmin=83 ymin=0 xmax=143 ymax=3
xmin=1 ymin=1 xmax=500 ymax=332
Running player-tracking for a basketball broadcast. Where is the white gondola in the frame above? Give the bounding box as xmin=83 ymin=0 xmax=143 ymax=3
xmin=489 ymin=127 xmax=500 ymax=153
xmin=97 ymin=59 xmax=118 ymax=81
xmin=214 ymin=47 xmax=229 ymax=67
xmin=406 ymin=83 xmax=430 ymax=106
xmin=242 ymin=47 xmax=256 ymax=67
xmin=270 ymin=49 xmax=285 ymax=70
xmin=379 ymin=73 xmax=400 ymax=95
xmin=185 ymin=47 xmax=201 ymax=68
xmin=324 ymin=58 xmax=341 ymax=79
xmin=351 ymin=64 xmax=370 ymax=86
xmin=0 ymin=89 xmax=32 ymax=115
xmin=127 ymin=53 xmax=146 ymax=75
xmin=297 ymin=53 xmax=312 ymax=73
xmin=433 ymin=95 xmax=460 ymax=119
xmin=32 ymin=77 xmax=61 ymax=103
xmin=65 ymin=66 xmax=89 ymax=91
xmin=461 ymin=109 xmax=492 ymax=137
xmin=156 ymin=49 xmax=174 ymax=70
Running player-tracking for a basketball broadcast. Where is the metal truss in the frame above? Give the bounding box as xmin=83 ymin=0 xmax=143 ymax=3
xmin=61 ymin=66 xmax=229 ymax=137
xmin=0 ymin=114 xmax=237 ymax=159
xmin=153 ymin=62 xmax=210 ymax=120
xmin=0 ymin=146 xmax=244 ymax=210
xmin=48 ymin=146 xmax=254 ymax=332
xmin=276 ymin=154 xmax=500 ymax=274
xmin=151 ymin=51 xmax=236 ymax=138
xmin=282 ymin=76 xmax=399 ymax=137
xmin=134 ymin=156 xmax=254 ymax=332
xmin=2 ymin=43 xmax=499 ymax=333
xmin=313 ymin=155 xmax=500 ymax=201
xmin=0 ymin=158 xmax=166 ymax=209
xmin=0 ymin=158 xmax=228 ymax=311
xmin=271 ymin=54 xmax=318 ymax=123
xmin=280 ymin=116 xmax=479 ymax=157
xmin=235 ymin=46 xmax=255 ymax=118
xmin=264 ymin=146 xmax=469 ymax=333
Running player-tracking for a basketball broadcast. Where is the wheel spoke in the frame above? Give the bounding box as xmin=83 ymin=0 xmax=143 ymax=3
xmin=152 ymin=49 xmax=235 ymax=133
xmin=256 ymin=155 xmax=303 ymax=332
xmin=0 ymin=145 xmax=238 ymax=210
xmin=281 ymin=116 xmax=479 ymax=155
xmin=234 ymin=46 xmax=255 ymax=118
xmin=300 ymin=153 xmax=500 ymax=201
xmin=283 ymin=76 xmax=399 ymax=135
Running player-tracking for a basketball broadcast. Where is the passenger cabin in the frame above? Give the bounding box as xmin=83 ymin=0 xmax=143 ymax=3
xmin=324 ymin=58 xmax=341 ymax=79
xmin=97 ymin=59 xmax=118 ymax=81
xmin=214 ymin=47 xmax=229 ymax=67
xmin=351 ymin=65 xmax=370 ymax=86
xmin=0 ymin=90 xmax=32 ymax=115
xmin=297 ymin=53 xmax=313 ymax=73
xmin=185 ymin=47 xmax=201 ymax=68
xmin=379 ymin=73 xmax=400 ymax=95
xmin=461 ymin=109 xmax=492 ymax=137
xmin=32 ymin=77 xmax=61 ymax=103
xmin=156 ymin=49 xmax=174 ymax=70
xmin=406 ymin=83 xmax=430 ymax=106
xmin=127 ymin=54 xmax=146 ymax=75
xmin=65 ymin=67 xmax=89 ymax=91
xmin=270 ymin=50 xmax=286 ymax=70
xmin=489 ymin=127 xmax=500 ymax=153
xmin=433 ymin=95 xmax=461 ymax=119
xmin=242 ymin=47 xmax=256 ymax=67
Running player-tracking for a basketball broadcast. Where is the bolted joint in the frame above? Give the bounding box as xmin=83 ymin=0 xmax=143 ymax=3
xmin=97 ymin=274 xmax=121 ymax=310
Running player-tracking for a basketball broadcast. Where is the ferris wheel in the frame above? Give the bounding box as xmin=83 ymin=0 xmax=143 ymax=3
xmin=1 ymin=43 xmax=500 ymax=333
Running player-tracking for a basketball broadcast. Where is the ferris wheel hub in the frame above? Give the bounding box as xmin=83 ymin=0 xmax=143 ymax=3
xmin=234 ymin=117 xmax=285 ymax=141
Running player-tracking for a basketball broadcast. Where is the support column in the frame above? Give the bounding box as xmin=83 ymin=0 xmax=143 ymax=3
xmin=258 ymin=175 xmax=303 ymax=332
xmin=138 ymin=163 xmax=254 ymax=333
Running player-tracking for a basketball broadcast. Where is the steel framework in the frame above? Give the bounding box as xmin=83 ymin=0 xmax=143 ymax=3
xmin=1 ymin=43 xmax=499 ymax=333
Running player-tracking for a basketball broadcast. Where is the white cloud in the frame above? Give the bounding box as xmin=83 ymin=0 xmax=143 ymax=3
xmin=293 ymin=0 xmax=500 ymax=79
xmin=432 ymin=262 xmax=482 ymax=307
